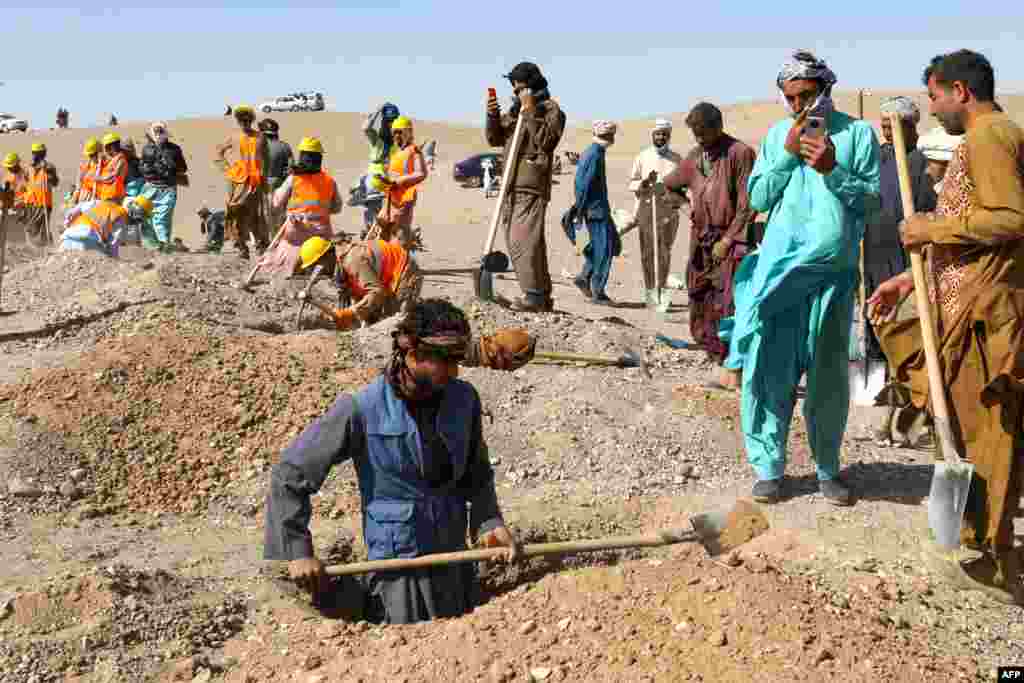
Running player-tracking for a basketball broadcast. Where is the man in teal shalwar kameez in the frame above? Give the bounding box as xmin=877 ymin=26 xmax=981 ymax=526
xmin=720 ymin=51 xmax=880 ymax=505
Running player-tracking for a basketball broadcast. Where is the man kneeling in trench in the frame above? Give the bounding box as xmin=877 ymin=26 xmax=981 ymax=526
xmin=264 ymin=299 xmax=524 ymax=623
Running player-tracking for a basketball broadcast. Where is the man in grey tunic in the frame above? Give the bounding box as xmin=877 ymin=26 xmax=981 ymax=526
xmin=264 ymin=299 xmax=519 ymax=623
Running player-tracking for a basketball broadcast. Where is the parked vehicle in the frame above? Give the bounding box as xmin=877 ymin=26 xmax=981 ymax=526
xmin=259 ymin=92 xmax=325 ymax=113
xmin=453 ymin=152 xmax=503 ymax=188
xmin=0 ymin=113 xmax=29 ymax=133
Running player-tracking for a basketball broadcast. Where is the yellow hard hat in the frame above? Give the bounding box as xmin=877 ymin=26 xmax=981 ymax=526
xmin=2 ymin=152 xmax=19 ymax=169
xmin=131 ymin=196 xmax=154 ymax=217
xmin=102 ymin=132 xmax=121 ymax=146
xmin=84 ymin=138 xmax=100 ymax=156
xmin=368 ymin=174 xmax=391 ymax=192
xmin=391 ymin=116 xmax=412 ymax=131
xmin=31 ymin=142 xmax=46 ymax=153
xmin=298 ymin=137 xmax=324 ymax=154
xmin=299 ymin=236 xmax=333 ymax=270
xmin=234 ymin=105 xmax=255 ymax=117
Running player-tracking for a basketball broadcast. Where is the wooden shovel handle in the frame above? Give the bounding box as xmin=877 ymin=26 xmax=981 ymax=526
xmin=325 ymin=530 xmax=696 ymax=577
xmin=889 ymin=114 xmax=961 ymax=464
xmin=481 ymin=112 xmax=527 ymax=262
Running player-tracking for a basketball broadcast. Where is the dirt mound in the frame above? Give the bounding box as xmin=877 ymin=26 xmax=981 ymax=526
xmin=1 ymin=319 xmax=375 ymax=515
xmin=213 ymin=546 xmax=979 ymax=683
xmin=0 ymin=565 xmax=247 ymax=682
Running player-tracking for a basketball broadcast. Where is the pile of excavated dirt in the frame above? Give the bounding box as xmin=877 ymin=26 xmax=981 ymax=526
xmin=196 ymin=545 xmax=980 ymax=683
xmin=0 ymin=319 xmax=375 ymax=515
xmin=0 ymin=564 xmax=248 ymax=682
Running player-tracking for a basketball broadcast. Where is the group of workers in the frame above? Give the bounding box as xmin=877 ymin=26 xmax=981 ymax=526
xmin=3 ymin=50 xmax=1021 ymax=622
xmin=0 ymin=122 xmax=192 ymax=255
xmin=263 ymin=49 xmax=1024 ymax=625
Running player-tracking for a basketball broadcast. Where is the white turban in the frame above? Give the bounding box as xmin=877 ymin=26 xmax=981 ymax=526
xmin=919 ymin=126 xmax=962 ymax=162
xmin=592 ymin=120 xmax=617 ymax=138
xmin=879 ymin=96 xmax=921 ymax=124
xmin=652 ymin=118 xmax=672 ymax=132
xmin=150 ymin=121 xmax=169 ymax=144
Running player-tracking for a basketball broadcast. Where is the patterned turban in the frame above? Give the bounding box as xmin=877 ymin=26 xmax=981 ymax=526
xmin=592 ymin=120 xmax=617 ymax=137
xmin=880 ymin=96 xmax=921 ymax=124
xmin=777 ymin=50 xmax=837 ymax=93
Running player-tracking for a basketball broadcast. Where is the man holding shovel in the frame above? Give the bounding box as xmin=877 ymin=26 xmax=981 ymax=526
xmin=869 ymin=50 xmax=1024 ymax=604
xmin=628 ymin=119 xmax=684 ymax=311
xmin=486 ymin=62 xmax=566 ymax=312
xmin=265 ymin=298 xmax=520 ymax=623
xmin=721 ymin=51 xmax=880 ymax=506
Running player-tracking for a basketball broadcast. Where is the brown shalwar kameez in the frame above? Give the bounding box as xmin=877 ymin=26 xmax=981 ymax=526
xmin=664 ymin=135 xmax=757 ymax=361
xmin=485 ymin=97 xmax=566 ymax=303
xmin=878 ymin=112 xmax=1024 ymax=556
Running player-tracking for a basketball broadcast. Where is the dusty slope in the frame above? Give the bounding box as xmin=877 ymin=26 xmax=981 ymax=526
xmin=5 ymin=90 xmax=1023 ymax=254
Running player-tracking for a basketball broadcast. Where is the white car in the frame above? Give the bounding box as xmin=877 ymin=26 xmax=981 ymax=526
xmin=258 ymin=92 xmax=325 ymax=113
xmin=0 ymin=113 xmax=28 ymax=133
xmin=259 ymin=96 xmax=305 ymax=113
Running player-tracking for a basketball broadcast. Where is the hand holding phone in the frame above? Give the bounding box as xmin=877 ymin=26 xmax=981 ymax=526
xmin=803 ymin=116 xmax=826 ymax=139
xmin=486 ymin=87 xmax=499 ymax=116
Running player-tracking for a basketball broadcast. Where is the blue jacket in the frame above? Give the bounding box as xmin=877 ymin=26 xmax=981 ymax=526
xmin=574 ymin=142 xmax=611 ymax=221
xmin=264 ymin=376 xmax=503 ymax=562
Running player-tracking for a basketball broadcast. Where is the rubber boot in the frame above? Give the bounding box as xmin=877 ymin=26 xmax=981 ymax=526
xmin=654 ymin=288 xmax=671 ymax=314
xmin=642 ymin=288 xmax=655 ymax=308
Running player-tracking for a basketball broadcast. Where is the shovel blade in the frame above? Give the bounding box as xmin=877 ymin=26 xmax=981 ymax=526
xmin=689 ymin=499 xmax=770 ymax=557
xmin=928 ymin=461 xmax=974 ymax=551
xmin=849 ymin=359 xmax=887 ymax=407
xmin=474 ymin=268 xmax=494 ymax=301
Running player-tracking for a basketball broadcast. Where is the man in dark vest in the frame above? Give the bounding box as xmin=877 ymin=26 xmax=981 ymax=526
xmin=264 ymin=299 xmax=520 ymax=623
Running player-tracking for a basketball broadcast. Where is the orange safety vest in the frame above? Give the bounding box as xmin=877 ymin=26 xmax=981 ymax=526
xmin=25 ymin=165 xmax=53 ymax=209
xmin=387 ymin=144 xmax=423 ymax=207
xmin=345 ymin=239 xmax=409 ymax=301
xmin=225 ymin=132 xmax=263 ymax=189
xmin=79 ymin=158 xmax=98 ymax=198
xmin=3 ymin=170 xmax=28 ymax=206
xmin=96 ymin=153 xmax=126 ymax=201
xmin=287 ymin=171 xmax=336 ymax=224
xmin=76 ymin=200 xmax=127 ymax=241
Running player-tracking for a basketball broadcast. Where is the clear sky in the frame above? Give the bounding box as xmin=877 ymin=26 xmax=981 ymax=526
xmin=2 ymin=2 xmax=1022 ymax=128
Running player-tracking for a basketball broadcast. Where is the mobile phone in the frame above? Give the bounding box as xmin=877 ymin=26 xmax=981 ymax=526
xmin=803 ymin=116 xmax=826 ymax=138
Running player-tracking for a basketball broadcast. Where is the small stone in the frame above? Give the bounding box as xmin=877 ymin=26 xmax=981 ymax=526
xmin=301 ymin=654 xmax=322 ymax=670
xmin=307 ymin=676 xmax=327 ymax=683
xmin=557 ymin=617 xmax=572 ymax=631
xmin=490 ymin=661 xmax=515 ymax=683
xmin=518 ymin=620 xmax=537 ymax=636
xmin=69 ymin=469 xmax=87 ymax=483
xmin=708 ymin=630 xmax=727 ymax=647
xmin=8 ymin=478 xmax=43 ymax=499
xmin=722 ymin=551 xmax=742 ymax=567
xmin=59 ymin=482 xmax=79 ymax=499
xmin=191 ymin=669 xmax=212 ymax=683
xmin=814 ymin=648 xmax=835 ymax=666
xmin=674 ymin=621 xmax=691 ymax=633
xmin=530 ymin=667 xmax=553 ymax=681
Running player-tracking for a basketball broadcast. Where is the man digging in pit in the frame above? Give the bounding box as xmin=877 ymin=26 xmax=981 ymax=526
xmin=265 ymin=298 xmax=522 ymax=623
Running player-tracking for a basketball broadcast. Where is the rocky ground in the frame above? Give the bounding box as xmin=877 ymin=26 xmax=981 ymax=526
xmin=0 ymin=241 xmax=1021 ymax=683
